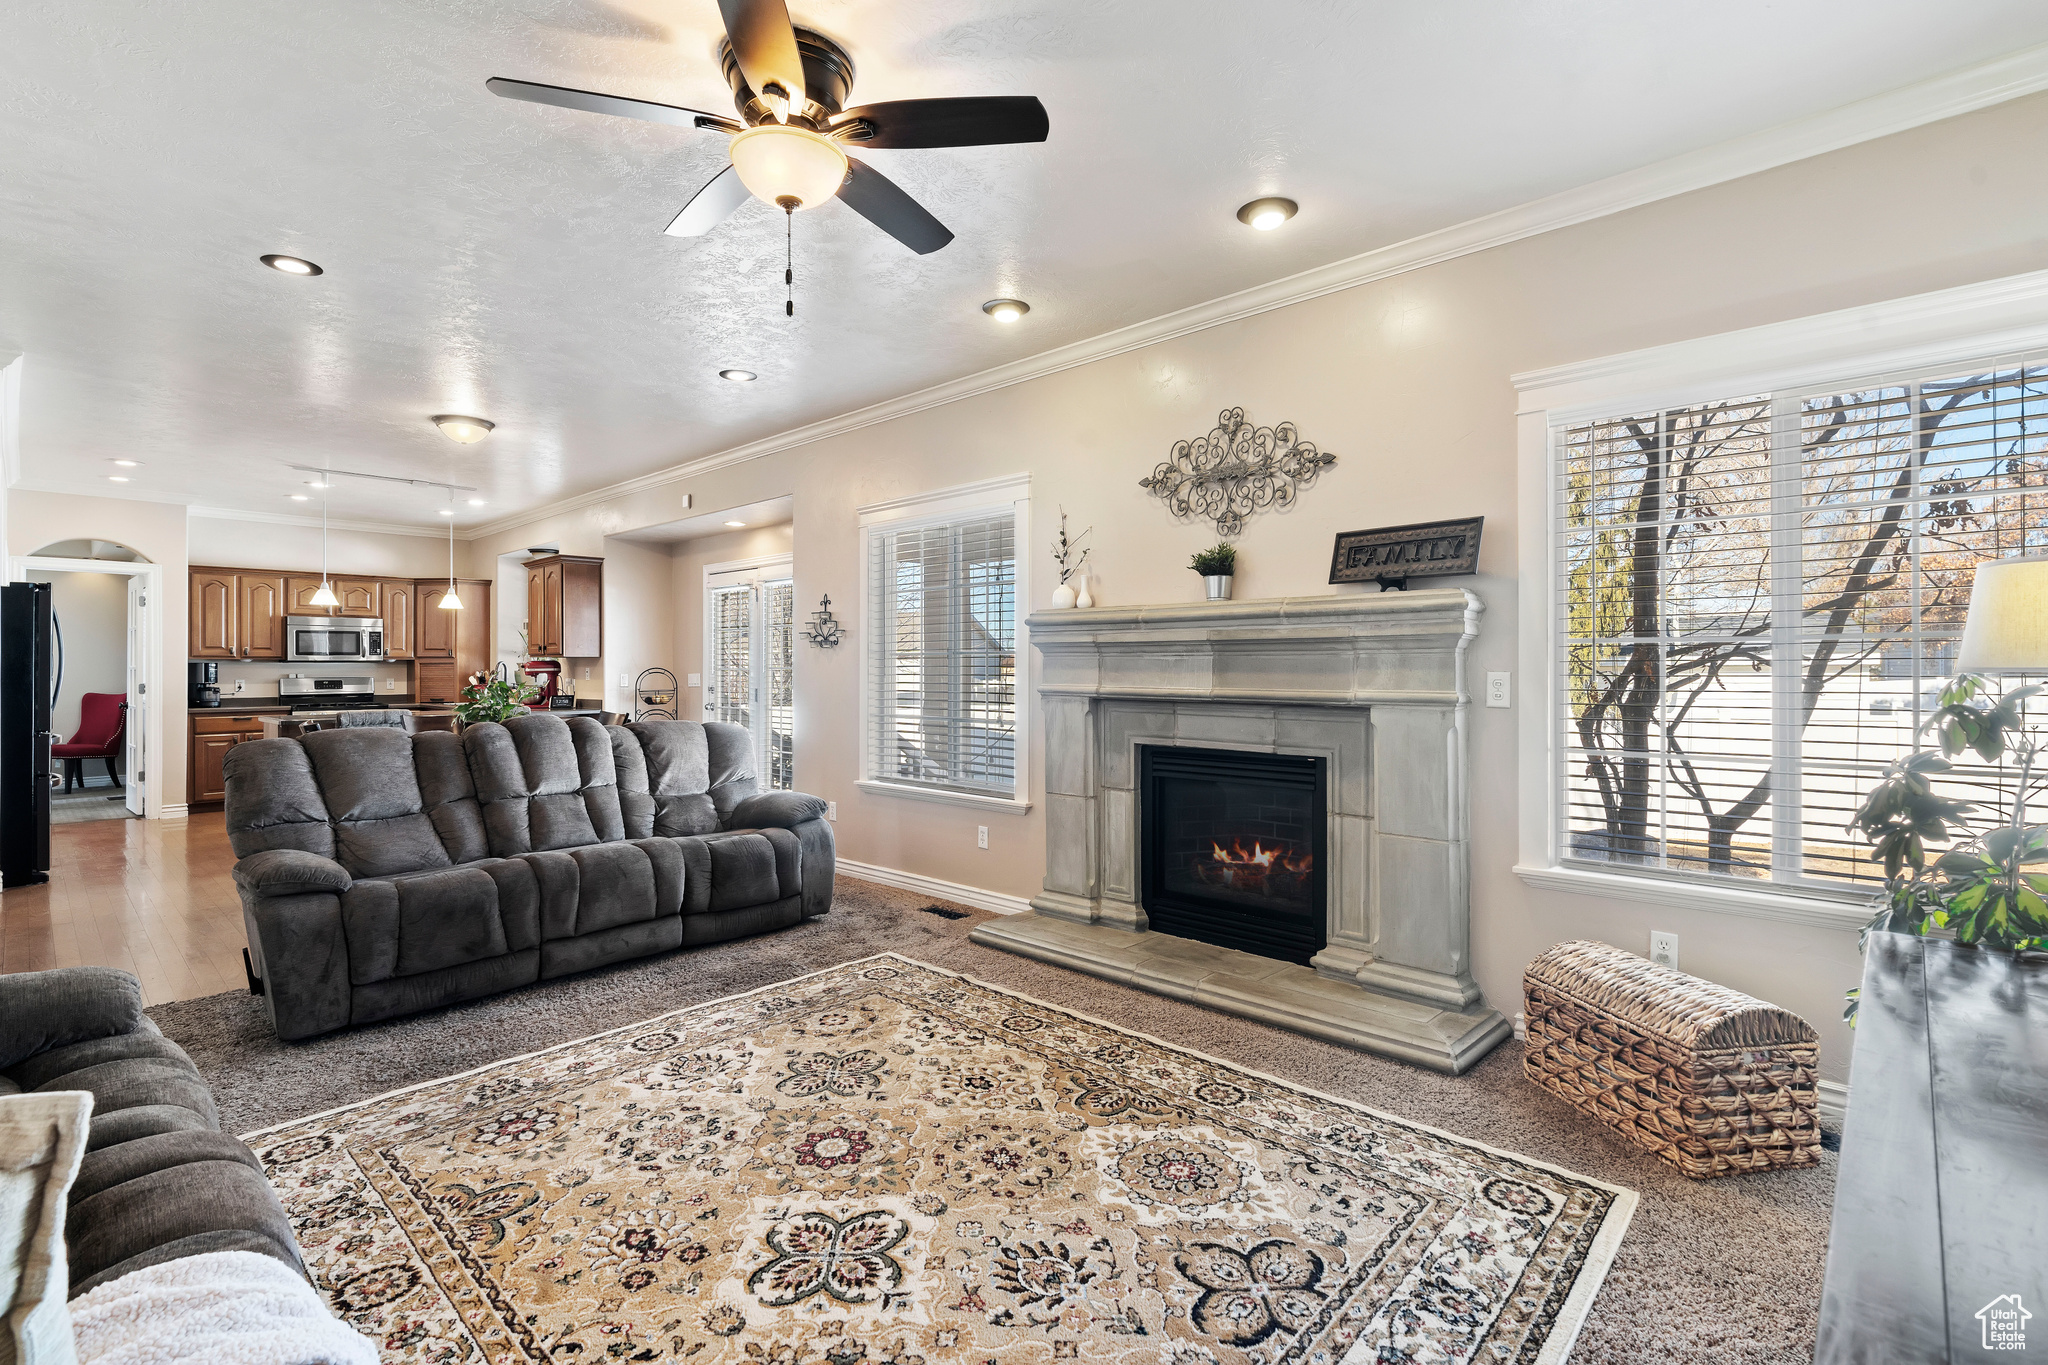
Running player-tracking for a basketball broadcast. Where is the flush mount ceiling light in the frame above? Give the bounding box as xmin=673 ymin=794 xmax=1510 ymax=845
xmin=432 ymin=415 xmax=495 ymax=444
xmin=260 ymin=254 xmax=323 ymax=275
xmin=982 ymin=298 xmax=1029 ymax=323
xmin=1236 ymin=197 xmax=1297 ymax=230
xmin=719 ymin=368 xmax=758 ymax=383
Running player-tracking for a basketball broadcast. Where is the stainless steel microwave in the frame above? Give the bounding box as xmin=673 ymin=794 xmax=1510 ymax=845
xmin=285 ymin=616 xmax=385 ymax=662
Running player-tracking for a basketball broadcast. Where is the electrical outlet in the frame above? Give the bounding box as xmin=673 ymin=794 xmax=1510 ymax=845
xmin=1485 ymin=672 xmax=1511 ymax=708
xmin=1649 ymin=931 xmax=1679 ymax=970
xmin=826 ymin=801 xmax=837 ymax=822
xmin=976 ymin=825 xmax=989 ymax=850
xmin=385 ymin=678 xmax=397 ymax=691
xmin=233 ymin=678 xmax=245 ymax=695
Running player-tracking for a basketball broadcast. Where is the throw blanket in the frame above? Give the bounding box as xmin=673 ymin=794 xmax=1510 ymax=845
xmin=68 ymin=1251 xmax=374 ymax=1365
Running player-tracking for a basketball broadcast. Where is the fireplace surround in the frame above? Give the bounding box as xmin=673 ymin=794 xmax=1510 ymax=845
xmin=970 ymin=591 xmax=1511 ymax=1073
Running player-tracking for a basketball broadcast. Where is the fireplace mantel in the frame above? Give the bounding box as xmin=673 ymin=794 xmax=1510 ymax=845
xmin=970 ymin=590 xmax=1511 ymax=1074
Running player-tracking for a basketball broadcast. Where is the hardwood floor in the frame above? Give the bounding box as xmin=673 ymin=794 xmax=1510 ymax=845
xmin=0 ymin=812 xmax=250 ymax=1006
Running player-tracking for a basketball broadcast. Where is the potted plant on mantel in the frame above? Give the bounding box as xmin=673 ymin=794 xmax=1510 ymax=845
xmin=1190 ymin=542 xmax=1236 ymax=601
xmin=1845 ymin=672 xmax=2048 ymax=1020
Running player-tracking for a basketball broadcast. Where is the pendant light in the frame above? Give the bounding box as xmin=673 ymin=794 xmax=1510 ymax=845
xmin=438 ymin=499 xmax=464 ymax=611
xmin=308 ymin=481 xmax=339 ymax=608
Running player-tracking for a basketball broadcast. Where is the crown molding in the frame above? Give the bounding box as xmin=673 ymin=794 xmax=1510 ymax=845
xmin=188 ymin=504 xmax=463 ymax=540
xmin=435 ymin=40 xmax=2048 ymax=542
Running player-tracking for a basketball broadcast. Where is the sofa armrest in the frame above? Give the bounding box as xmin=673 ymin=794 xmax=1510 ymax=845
xmin=232 ymin=848 xmax=352 ymax=898
xmin=727 ymin=791 xmax=829 ymax=831
xmin=0 ymin=968 xmax=145 ymax=1071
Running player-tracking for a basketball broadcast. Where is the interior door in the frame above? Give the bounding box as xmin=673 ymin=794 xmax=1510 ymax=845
xmin=125 ymin=574 xmax=146 ymax=816
xmin=704 ymin=559 xmax=794 ymax=790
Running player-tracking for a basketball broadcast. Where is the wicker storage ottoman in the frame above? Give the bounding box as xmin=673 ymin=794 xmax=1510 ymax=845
xmin=1523 ymin=939 xmax=1821 ymax=1179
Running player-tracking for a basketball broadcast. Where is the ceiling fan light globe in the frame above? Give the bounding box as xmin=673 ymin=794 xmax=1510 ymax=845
xmin=728 ymin=124 xmax=848 ymax=210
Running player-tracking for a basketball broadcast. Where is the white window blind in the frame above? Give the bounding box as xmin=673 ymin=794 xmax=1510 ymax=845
xmin=866 ymin=511 xmax=1018 ymax=797
xmin=1557 ymin=356 xmax=2048 ymax=898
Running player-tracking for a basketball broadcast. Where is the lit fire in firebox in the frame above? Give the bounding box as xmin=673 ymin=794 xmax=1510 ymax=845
xmin=1196 ymin=838 xmax=1313 ymax=896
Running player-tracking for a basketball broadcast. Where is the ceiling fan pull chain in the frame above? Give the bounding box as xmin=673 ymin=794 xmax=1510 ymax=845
xmin=778 ymin=196 xmax=798 ymax=317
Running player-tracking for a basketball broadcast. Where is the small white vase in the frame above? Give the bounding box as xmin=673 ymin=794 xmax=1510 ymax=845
xmin=1075 ymin=579 xmax=1095 ymax=609
xmin=1051 ymin=582 xmax=1078 ymax=609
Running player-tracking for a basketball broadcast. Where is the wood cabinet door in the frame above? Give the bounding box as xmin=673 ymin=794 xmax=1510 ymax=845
xmin=415 ymin=583 xmax=456 ymax=658
xmin=527 ymin=568 xmax=545 ymax=654
xmin=414 ymin=661 xmax=461 ymax=705
xmin=454 ymin=579 xmax=492 ymax=678
xmin=189 ymin=571 xmax=237 ymax=658
xmin=559 ymin=558 xmax=603 ymax=657
xmin=336 ymin=577 xmax=381 ymax=618
xmin=191 ymin=732 xmax=237 ymax=803
xmin=237 ymin=574 xmax=287 ymax=660
xmin=381 ymin=581 xmax=415 ymax=659
xmin=541 ymin=562 xmax=563 ymax=655
xmin=286 ymin=577 xmax=336 ymax=616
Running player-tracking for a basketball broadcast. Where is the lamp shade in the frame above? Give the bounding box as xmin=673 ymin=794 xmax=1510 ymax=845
xmin=1955 ymin=554 xmax=2048 ymax=671
xmin=727 ymin=125 xmax=848 ymax=210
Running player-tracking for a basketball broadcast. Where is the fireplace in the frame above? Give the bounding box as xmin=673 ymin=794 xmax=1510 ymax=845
xmin=1139 ymin=745 xmax=1328 ymax=965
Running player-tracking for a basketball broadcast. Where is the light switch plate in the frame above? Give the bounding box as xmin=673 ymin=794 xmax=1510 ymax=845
xmin=826 ymin=801 xmax=837 ymax=821
xmin=1485 ymin=672 xmax=1511 ymax=708
xmin=1649 ymin=931 xmax=1679 ymax=970
xmin=976 ymin=825 xmax=989 ymax=849
xmin=687 ymin=673 xmax=703 ymax=688
xmin=618 ymin=672 xmax=629 ymax=687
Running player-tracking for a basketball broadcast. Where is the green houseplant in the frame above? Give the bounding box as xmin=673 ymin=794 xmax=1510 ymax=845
xmin=455 ymin=669 xmax=543 ymax=725
xmin=1845 ymin=673 xmax=2048 ymax=1018
xmin=1190 ymin=542 xmax=1236 ymax=601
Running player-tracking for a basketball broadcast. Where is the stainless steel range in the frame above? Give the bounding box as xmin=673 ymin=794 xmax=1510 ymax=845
xmin=277 ymin=676 xmax=385 ymax=713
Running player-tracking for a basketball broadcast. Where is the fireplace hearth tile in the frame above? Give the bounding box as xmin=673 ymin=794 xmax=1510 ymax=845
xmin=971 ymin=915 xmax=1511 ymax=1075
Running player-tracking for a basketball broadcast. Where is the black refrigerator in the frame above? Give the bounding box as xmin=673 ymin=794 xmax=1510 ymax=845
xmin=1 ymin=581 xmax=53 ymax=887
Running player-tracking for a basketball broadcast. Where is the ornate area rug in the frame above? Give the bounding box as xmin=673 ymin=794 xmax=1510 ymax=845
xmin=248 ymin=955 xmax=1635 ymax=1365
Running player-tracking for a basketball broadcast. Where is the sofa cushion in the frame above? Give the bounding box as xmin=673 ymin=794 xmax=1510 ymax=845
xmin=631 ymin=721 xmax=760 ymax=835
xmin=464 ymin=716 xmax=619 ymax=856
xmin=728 ymin=790 xmax=829 ymax=830
xmin=5 ymin=1030 xmax=190 ymax=1094
xmin=518 ymin=839 xmax=679 ymax=940
xmin=231 ymin=847 xmax=352 ymax=898
xmin=69 ymin=1230 xmax=306 ymax=1300
xmin=224 ymin=738 xmax=336 ymax=859
xmin=84 ymin=1106 xmax=214 ymax=1154
xmin=66 ymin=1161 xmax=299 ymax=1290
xmin=700 ymin=828 xmax=801 ymax=913
xmin=0 ymin=967 xmax=144 ymax=1071
xmin=70 ymin=1130 xmax=266 ymax=1206
xmin=37 ymin=1057 xmax=219 ymax=1130
xmin=341 ymin=864 xmax=516 ymax=985
xmin=300 ymin=728 xmax=455 ymax=879
xmin=415 ymin=730 xmax=489 ymax=865
xmin=611 ymin=725 xmax=654 ymax=839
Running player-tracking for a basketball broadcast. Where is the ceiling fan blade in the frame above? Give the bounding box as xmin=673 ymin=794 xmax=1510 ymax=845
xmin=837 ymin=157 xmax=954 ymax=255
xmin=717 ymin=0 xmax=807 ymax=111
xmin=832 ymin=96 xmax=1049 ymax=149
xmin=664 ymin=164 xmax=751 ymax=237
xmin=486 ymin=77 xmax=738 ymax=132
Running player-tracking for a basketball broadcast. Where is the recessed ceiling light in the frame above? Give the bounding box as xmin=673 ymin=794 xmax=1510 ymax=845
xmin=468 ymin=498 xmax=486 ymax=507
xmin=1236 ymin=197 xmax=1297 ymax=230
xmin=725 ymin=520 xmax=747 ymax=528
xmin=719 ymin=369 xmax=757 ymax=383
xmin=432 ymin=415 xmax=494 ymax=444
xmin=111 ymin=459 xmax=142 ymax=468
xmin=982 ymin=298 xmax=1029 ymax=323
xmin=305 ymin=479 xmax=330 ymax=489
xmin=438 ymin=509 xmax=455 ymax=517
xmin=289 ymin=494 xmax=310 ymax=501
xmin=260 ymin=253 xmax=323 ymax=276
xmin=107 ymin=476 xmax=130 ymax=483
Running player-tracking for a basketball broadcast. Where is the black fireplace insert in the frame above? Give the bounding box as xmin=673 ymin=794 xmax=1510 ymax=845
xmin=1138 ymin=744 xmax=1327 ymax=965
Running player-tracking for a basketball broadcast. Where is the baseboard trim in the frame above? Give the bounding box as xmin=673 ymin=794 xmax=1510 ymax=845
xmin=1818 ymin=1079 xmax=1850 ymax=1130
xmin=836 ymin=859 xmax=1031 ymax=917
xmin=157 ymin=803 xmax=190 ymax=819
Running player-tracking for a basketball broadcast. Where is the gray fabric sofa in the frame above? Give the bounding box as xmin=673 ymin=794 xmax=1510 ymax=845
xmin=0 ymin=967 xmax=304 ymax=1296
xmin=225 ymin=714 xmax=834 ymax=1040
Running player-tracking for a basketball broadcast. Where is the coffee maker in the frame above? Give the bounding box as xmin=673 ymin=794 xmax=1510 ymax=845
xmin=189 ymin=661 xmax=220 ymax=708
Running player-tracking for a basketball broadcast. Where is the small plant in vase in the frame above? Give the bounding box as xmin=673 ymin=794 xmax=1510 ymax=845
xmin=455 ymin=669 xmax=543 ymax=725
xmin=1051 ymin=507 xmax=1093 ymax=608
xmin=1190 ymin=542 xmax=1237 ymax=600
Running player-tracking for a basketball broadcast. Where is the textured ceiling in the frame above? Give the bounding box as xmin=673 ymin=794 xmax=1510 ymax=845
xmin=5 ymin=0 xmax=2048 ymax=529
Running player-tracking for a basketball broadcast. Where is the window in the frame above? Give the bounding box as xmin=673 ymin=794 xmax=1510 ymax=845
xmin=1552 ymin=357 xmax=2048 ymax=902
xmin=860 ymin=477 xmax=1027 ymax=805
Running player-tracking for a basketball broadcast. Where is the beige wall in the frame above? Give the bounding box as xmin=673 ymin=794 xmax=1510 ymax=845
xmin=29 ymin=570 xmax=127 ymax=748
xmin=8 ymin=490 xmax=188 ymax=812
xmin=666 ymin=524 xmax=796 ymax=723
xmin=188 ymin=516 xmax=453 ymax=579
xmin=465 ymin=91 xmax=2048 ymax=1083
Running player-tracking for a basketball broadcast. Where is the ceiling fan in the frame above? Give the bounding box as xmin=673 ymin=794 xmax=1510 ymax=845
xmin=488 ymin=0 xmax=1048 ymax=256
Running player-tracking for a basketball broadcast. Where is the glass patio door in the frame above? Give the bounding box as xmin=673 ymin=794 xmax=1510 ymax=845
xmin=704 ymin=558 xmax=794 ymax=790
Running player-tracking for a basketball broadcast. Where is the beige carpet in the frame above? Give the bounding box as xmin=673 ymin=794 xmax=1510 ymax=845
xmin=149 ymin=878 xmax=1837 ymax=1363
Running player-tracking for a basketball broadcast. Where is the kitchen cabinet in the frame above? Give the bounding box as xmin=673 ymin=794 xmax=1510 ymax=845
xmin=336 ymin=577 xmax=380 ymax=618
xmin=412 ymin=578 xmax=491 ymax=696
xmin=380 ymin=580 xmax=415 ymax=659
xmin=190 ymin=571 xmax=237 ymax=659
xmin=237 ymin=573 xmax=287 ymax=660
xmin=189 ymin=713 xmax=265 ymax=805
xmin=414 ymin=662 xmax=461 ymax=706
xmin=286 ymin=577 xmax=334 ymax=616
xmin=416 ymin=582 xmax=456 ymax=658
xmin=524 ymin=554 xmax=602 ymax=656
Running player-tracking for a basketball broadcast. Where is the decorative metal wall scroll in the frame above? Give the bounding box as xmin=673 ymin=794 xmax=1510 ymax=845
xmin=1138 ymin=407 xmax=1337 ymax=537
xmin=1327 ymin=516 xmax=1483 ymax=590
xmin=803 ymin=594 xmax=845 ymax=647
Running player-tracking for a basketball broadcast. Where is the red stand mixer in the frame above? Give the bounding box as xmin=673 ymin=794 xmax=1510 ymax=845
xmin=521 ymin=658 xmax=562 ymax=707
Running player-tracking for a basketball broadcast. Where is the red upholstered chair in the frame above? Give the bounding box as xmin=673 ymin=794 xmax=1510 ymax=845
xmin=52 ymin=693 xmax=126 ymax=794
